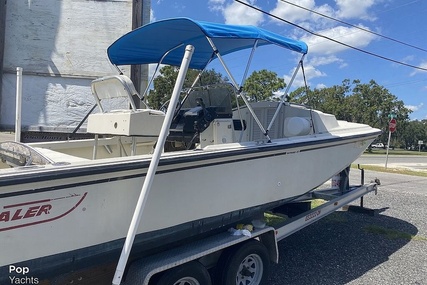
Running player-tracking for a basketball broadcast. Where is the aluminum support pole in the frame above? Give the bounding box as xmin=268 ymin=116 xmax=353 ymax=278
xmin=267 ymin=54 xmax=305 ymax=133
xmin=15 ymin=67 xmax=23 ymax=142
xmin=205 ymin=37 xmax=271 ymax=142
xmin=112 ymin=45 xmax=195 ymax=285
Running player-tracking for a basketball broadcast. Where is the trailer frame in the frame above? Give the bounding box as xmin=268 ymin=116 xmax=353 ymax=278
xmin=121 ymin=167 xmax=378 ymax=285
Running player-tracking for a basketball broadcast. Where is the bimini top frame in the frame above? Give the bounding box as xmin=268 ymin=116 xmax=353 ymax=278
xmin=107 ymin=17 xmax=309 ymax=141
xmin=108 ymin=17 xmax=307 ymax=68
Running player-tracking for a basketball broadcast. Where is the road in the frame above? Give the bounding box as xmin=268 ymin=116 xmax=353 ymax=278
xmin=355 ymin=154 xmax=427 ymax=172
xmin=267 ymin=169 xmax=427 ymax=285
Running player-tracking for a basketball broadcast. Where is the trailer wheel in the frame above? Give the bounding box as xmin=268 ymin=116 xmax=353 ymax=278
xmin=156 ymin=261 xmax=212 ymax=285
xmin=219 ymin=240 xmax=270 ymax=285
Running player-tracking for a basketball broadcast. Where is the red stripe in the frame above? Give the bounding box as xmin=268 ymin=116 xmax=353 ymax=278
xmin=4 ymin=199 xmax=52 ymax=209
xmin=0 ymin=192 xmax=88 ymax=232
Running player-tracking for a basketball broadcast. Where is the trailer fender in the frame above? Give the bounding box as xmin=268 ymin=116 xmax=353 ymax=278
xmin=257 ymin=229 xmax=279 ymax=263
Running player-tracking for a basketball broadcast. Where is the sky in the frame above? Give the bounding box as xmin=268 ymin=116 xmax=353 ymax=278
xmin=150 ymin=0 xmax=427 ymax=120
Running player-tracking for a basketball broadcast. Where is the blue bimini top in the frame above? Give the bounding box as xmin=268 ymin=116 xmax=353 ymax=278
xmin=107 ymin=18 xmax=308 ymax=70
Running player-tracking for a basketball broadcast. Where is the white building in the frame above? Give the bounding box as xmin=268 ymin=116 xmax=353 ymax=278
xmin=0 ymin=0 xmax=149 ymax=139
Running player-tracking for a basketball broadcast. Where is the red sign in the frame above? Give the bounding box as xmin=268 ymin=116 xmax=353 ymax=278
xmin=389 ymin=118 xmax=397 ymax=133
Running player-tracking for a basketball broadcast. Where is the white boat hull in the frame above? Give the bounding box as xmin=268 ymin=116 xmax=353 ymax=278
xmin=0 ymin=130 xmax=376 ymax=280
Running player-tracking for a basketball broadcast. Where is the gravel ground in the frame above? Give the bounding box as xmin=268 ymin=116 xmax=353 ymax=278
xmin=267 ymin=170 xmax=427 ymax=285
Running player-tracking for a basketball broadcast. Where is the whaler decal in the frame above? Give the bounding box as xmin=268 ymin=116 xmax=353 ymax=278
xmin=0 ymin=192 xmax=87 ymax=231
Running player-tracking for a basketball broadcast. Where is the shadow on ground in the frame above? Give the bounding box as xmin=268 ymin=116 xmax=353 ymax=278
xmin=267 ymin=209 xmax=417 ymax=285
xmin=5 ymin=208 xmax=415 ymax=285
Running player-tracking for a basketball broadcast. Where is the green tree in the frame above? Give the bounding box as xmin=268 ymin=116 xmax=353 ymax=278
xmin=399 ymin=120 xmax=427 ymax=150
xmin=290 ymin=79 xmax=411 ymax=130
xmin=289 ymin=79 xmax=416 ymax=146
xmin=289 ymin=80 xmax=352 ymax=121
xmin=348 ymin=80 xmax=411 ymax=143
xmin=147 ymin=66 xmax=226 ymax=109
xmin=148 ymin=66 xmax=178 ymax=110
xmin=242 ymin=69 xmax=286 ymax=102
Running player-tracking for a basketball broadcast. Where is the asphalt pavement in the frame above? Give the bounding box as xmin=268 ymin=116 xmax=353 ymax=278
xmin=267 ymin=170 xmax=427 ymax=285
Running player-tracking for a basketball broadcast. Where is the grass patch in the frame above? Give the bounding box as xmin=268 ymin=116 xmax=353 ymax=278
xmin=311 ymin=199 xmax=326 ymax=208
xmin=264 ymin=212 xmax=287 ymax=226
xmin=364 ymin=225 xmax=427 ymax=241
xmin=351 ymin=164 xmax=427 ymax=177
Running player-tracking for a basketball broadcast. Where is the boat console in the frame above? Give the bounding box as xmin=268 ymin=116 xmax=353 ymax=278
xmin=167 ymin=84 xmax=235 ymax=149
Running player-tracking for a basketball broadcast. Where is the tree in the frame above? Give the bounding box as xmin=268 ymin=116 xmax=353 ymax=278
xmin=148 ymin=66 xmax=178 ymax=110
xmin=399 ymin=120 xmax=427 ymax=150
xmin=289 ymin=80 xmax=352 ymax=121
xmin=290 ymin=79 xmax=411 ymax=129
xmin=147 ymin=66 xmax=226 ymax=109
xmin=348 ymin=80 xmax=411 ymax=144
xmin=242 ymin=69 xmax=286 ymax=102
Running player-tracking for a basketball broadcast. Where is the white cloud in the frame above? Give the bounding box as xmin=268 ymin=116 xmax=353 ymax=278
xmin=282 ymin=56 xmax=348 ymax=90
xmin=405 ymin=103 xmax=424 ymax=112
xmin=301 ymin=25 xmax=376 ymax=54
xmin=269 ymin=0 xmax=339 ymax=33
xmin=308 ymin=55 xmax=343 ymax=66
xmin=402 ymin=55 xmax=415 ymax=62
xmin=265 ymin=1 xmax=378 ymax=90
xmin=208 ymin=0 xmax=226 ymax=12
xmin=410 ymin=61 xmax=427 ymax=76
xmin=315 ymin=83 xmax=327 ymax=89
xmin=150 ymin=9 xmax=156 ymax=22
xmin=336 ymin=0 xmax=377 ymax=21
xmin=209 ymin=0 xmax=226 ymax=4
xmin=283 ymin=63 xmax=326 ymax=88
xmin=268 ymin=0 xmax=380 ymax=30
xmin=269 ymin=0 xmax=316 ymax=23
xmin=208 ymin=0 xmax=264 ymax=25
xmin=223 ymin=1 xmax=264 ymax=25
xmin=267 ymin=0 xmax=379 ymax=53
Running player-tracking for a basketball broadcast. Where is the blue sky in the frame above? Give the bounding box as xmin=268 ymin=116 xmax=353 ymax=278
xmin=151 ymin=0 xmax=427 ymax=120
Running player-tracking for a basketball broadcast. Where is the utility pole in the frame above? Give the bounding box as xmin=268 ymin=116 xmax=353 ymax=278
xmin=131 ymin=0 xmax=150 ymax=108
xmin=385 ymin=113 xmax=397 ymax=169
xmin=0 ymin=0 xmax=7 ymax=123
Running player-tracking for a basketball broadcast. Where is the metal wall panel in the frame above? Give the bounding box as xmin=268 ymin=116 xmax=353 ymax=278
xmin=1 ymin=0 xmax=132 ymax=131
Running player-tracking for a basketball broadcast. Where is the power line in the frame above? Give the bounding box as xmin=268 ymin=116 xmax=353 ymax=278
xmin=383 ymin=77 xmax=427 ymax=88
xmin=279 ymin=0 xmax=427 ymax=53
xmin=234 ymin=0 xmax=427 ymax=72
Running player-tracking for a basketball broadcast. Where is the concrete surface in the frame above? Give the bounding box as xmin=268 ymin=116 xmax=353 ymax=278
xmin=0 ymin=131 xmax=15 ymax=142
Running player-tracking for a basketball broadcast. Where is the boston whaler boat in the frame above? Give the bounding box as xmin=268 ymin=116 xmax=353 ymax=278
xmin=0 ymin=18 xmax=380 ymax=283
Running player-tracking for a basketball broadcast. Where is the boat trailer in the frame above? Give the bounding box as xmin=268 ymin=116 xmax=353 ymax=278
xmin=119 ymin=167 xmax=378 ymax=285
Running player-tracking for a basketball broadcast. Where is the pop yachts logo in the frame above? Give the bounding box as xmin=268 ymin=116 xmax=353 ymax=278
xmin=0 ymin=192 xmax=88 ymax=231
xmin=8 ymin=265 xmax=39 ymax=284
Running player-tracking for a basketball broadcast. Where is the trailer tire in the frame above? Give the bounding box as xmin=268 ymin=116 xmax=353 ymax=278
xmin=219 ymin=240 xmax=270 ymax=285
xmin=155 ymin=261 xmax=212 ymax=285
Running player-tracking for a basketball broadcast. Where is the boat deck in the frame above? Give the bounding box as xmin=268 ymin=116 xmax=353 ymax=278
xmin=33 ymin=147 xmax=90 ymax=163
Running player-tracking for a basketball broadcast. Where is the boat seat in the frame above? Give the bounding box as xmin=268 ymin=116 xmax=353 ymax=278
xmin=91 ymin=74 xmax=140 ymax=112
xmin=0 ymin=141 xmax=53 ymax=167
xmin=87 ymin=75 xmax=165 ymax=137
xmin=0 ymin=141 xmax=91 ymax=167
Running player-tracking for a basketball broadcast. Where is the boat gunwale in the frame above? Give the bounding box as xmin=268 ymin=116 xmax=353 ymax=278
xmin=0 ymin=130 xmax=380 ymax=197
